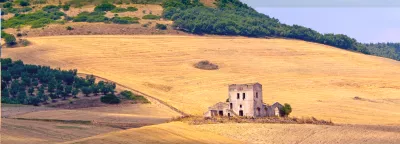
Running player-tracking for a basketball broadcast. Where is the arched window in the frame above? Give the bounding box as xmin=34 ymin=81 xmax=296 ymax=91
xmin=243 ymin=93 xmax=246 ymax=100
xmin=240 ymin=104 xmax=242 ymax=108
xmin=237 ymin=93 xmax=240 ymax=99
xmin=230 ymin=103 xmax=233 ymax=109
xmin=256 ymin=92 xmax=258 ymax=98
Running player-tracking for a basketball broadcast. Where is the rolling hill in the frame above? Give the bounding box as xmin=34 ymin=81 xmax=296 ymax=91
xmin=3 ymin=35 xmax=400 ymax=125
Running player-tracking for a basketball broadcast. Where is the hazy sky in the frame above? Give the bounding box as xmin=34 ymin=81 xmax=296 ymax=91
xmin=241 ymin=0 xmax=400 ymax=43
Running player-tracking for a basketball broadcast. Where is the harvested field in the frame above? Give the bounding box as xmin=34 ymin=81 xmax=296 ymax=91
xmin=1 ymin=104 xmax=57 ymax=118
xmin=193 ymin=123 xmax=400 ymax=144
xmin=3 ymin=35 xmax=400 ymax=125
xmin=63 ymin=122 xmax=242 ymax=144
xmin=10 ymin=103 xmax=181 ymax=127
xmin=1 ymin=118 xmax=120 ymax=144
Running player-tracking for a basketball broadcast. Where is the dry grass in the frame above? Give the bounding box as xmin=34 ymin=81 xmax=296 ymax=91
xmin=10 ymin=104 xmax=181 ymax=125
xmin=62 ymin=122 xmax=242 ymax=144
xmin=193 ymin=123 xmax=400 ymax=144
xmin=1 ymin=118 xmax=120 ymax=144
xmin=3 ymin=35 xmax=400 ymax=125
xmin=171 ymin=115 xmax=334 ymax=125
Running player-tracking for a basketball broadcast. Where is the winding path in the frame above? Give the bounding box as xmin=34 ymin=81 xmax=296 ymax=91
xmin=77 ymin=73 xmax=189 ymax=117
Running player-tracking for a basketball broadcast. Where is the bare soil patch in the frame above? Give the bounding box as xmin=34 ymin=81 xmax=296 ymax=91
xmin=4 ymin=22 xmax=188 ymax=37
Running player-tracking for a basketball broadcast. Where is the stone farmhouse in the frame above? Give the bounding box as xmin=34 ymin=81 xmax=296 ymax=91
xmin=204 ymin=83 xmax=283 ymax=117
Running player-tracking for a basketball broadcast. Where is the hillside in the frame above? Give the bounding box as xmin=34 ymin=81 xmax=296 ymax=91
xmin=2 ymin=0 xmax=400 ymax=62
xmin=3 ymin=35 xmax=400 ymax=125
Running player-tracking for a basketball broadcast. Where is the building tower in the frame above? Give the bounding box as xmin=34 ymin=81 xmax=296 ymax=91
xmin=228 ymin=83 xmax=264 ymax=117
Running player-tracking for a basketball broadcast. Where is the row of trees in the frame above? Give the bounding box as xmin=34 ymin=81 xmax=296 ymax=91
xmin=162 ymin=0 xmax=369 ymax=54
xmin=1 ymin=58 xmax=117 ymax=105
xmin=364 ymin=43 xmax=400 ymax=60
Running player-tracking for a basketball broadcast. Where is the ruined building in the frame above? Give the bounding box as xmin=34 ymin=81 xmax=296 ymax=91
xmin=204 ymin=83 xmax=283 ymax=117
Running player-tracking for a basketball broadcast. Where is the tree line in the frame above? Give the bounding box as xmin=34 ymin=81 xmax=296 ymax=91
xmin=162 ymin=0 xmax=369 ymax=54
xmin=364 ymin=43 xmax=400 ymax=60
xmin=0 ymin=58 xmax=126 ymax=105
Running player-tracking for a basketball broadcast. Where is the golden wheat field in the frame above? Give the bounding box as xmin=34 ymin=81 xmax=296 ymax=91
xmin=193 ymin=123 xmax=400 ymax=144
xmin=3 ymin=35 xmax=400 ymax=125
xmin=63 ymin=122 xmax=242 ymax=144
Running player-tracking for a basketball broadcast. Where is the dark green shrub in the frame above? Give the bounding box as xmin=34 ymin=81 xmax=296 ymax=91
xmin=19 ymin=39 xmax=30 ymax=46
xmin=3 ymin=2 xmax=13 ymax=8
xmin=110 ymin=7 xmax=127 ymax=13
xmin=94 ymin=3 xmax=116 ymax=11
xmin=126 ymin=6 xmax=138 ymax=12
xmin=111 ymin=16 xmax=139 ymax=24
xmin=142 ymin=14 xmax=160 ymax=20
xmin=120 ymin=90 xmax=134 ymax=99
xmin=3 ymin=11 xmax=64 ymax=28
xmin=19 ymin=0 xmax=30 ymax=6
xmin=100 ymin=94 xmax=120 ymax=104
xmin=21 ymin=7 xmax=33 ymax=12
xmin=73 ymin=11 xmax=108 ymax=23
xmin=42 ymin=5 xmax=60 ymax=12
xmin=62 ymin=4 xmax=70 ymax=11
xmin=66 ymin=26 xmax=73 ymax=30
xmin=120 ymin=90 xmax=150 ymax=104
xmin=3 ymin=33 xmax=17 ymax=46
xmin=281 ymin=103 xmax=292 ymax=116
xmin=156 ymin=23 xmax=167 ymax=30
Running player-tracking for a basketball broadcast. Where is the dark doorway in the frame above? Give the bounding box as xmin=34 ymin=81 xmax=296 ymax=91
xmin=239 ymin=110 xmax=244 ymax=116
xmin=257 ymin=107 xmax=261 ymax=116
xmin=219 ymin=111 xmax=223 ymax=116
xmin=228 ymin=113 xmax=231 ymax=117
xmin=230 ymin=103 xmax=233 ymax=109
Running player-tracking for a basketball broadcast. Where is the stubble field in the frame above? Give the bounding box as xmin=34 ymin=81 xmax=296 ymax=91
xmin=3 ymin=35 xmax=400 ymax=125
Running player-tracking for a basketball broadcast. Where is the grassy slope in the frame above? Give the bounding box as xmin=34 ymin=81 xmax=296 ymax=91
xmin=3 ymin=35 xmax=400 ymax=125
xmin=63 ymin=122 xmax=241 ymax=144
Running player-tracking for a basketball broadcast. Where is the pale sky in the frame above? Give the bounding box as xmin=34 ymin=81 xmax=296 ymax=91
xmin=242 ymin=0 xmax=400 ymax=43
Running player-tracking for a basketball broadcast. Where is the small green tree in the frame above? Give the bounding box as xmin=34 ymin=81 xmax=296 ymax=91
xmin=86 ymin=75 xmax=96 ymax=85
xmin=94 ymin=3 xmax=116 ymax=12
xmin=101 ymin=94 xmax=120 ymax=104
xmin=66 ymin=26 xmax=73 ymax=30
xmin=65 ymin=85 xmax=72 ymax=95
xmin=81 ymin=86 xmax=92 ymax=97
xmin=2 ymin=88 xmax=10 ymax=98
xmin=72 ymin=88 xmax=79 ymax=98
xmin=62 ymin=4 xmax=71 ymax=11
xmin=4 ymin=34 xmax=17 ymax=46
xmin=19 ymin=0 xmax=30 ymax=6
xmin=28 ymin=87 xmax=35 ymax=95
xmin=3 ymin=2 xmax=13 ymax=8
xmin=91 ymin=84 xmax=99 ymax=96
xmin=18 ymin=90 xmax=27 ymax=104
xmin=281 ymin=103 xmax=292 ymax=117
xmin=156 ymin=23 xmax=167 ymax=30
